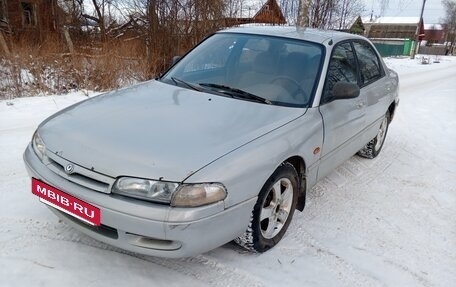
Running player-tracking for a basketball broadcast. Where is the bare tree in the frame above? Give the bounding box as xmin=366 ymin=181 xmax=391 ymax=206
xmin=82 ymin=0 xmax=123 ymax=42
xmin=83 ymin=0 xmax=109 ymax=41
xmin=334 ymin=0 xmax=365 ymax=30
xmin=279 ymin=0 xmax=300 ymax=24
xmin=58 ymin=0 xmax=85 ymax=26
xmin=442 ymin=0 xmax=456 ymax=54
xmin=297 ymin=0 xmax=364 ymax=29
xmin=309 ymin=0 xmax=336 ymax=28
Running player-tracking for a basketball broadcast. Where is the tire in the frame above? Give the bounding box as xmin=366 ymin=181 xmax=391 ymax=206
xmin=234 ymin=162 xmax=298 ymax=252
xmin=357 ymin=111 xmax=390 ymax=159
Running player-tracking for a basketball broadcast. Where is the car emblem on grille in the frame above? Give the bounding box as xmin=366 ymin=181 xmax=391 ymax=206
xmin=65 ymin=164 xmax=74 ymax=174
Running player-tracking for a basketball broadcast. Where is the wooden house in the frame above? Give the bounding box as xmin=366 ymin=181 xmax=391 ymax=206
xmin=0 ymin=0 xmax=60 ymax=43
xmin=339 ymin=16 xmax=365 ymax=35
xmin=424 ymin=24 xmax=446 ymax=45
xmin=361 ymin=17 xmax=426 ymax=57
xmin=225 ymin=0 xmax=286 ymax=26
xmin=363 ymin=16 xmax=424 ymax=40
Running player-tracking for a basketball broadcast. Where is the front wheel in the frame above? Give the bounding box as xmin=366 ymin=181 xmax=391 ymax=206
xmin=358 ymin=111 xmax=390 ymax=159
xmin=234 ymin=162 xmax=298 ymax=252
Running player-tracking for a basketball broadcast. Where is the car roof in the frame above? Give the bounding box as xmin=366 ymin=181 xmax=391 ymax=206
xmin=218 ymin=25 xmax=367 ymax=45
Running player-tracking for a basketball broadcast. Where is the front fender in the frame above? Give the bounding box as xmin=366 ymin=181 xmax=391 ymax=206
xmin=184 ymin=108 xmax=324 ymax=209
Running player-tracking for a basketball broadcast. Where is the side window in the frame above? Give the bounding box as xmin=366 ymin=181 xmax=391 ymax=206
xmin=21 ymin=2 xmax=37 ymax=27
xmin=322 ymin=42 xmax=358 ymax=104
xmin=353 ymin=41 xmax=383 ymax=85
xmin=0 ymin=0 xmax=7 ymax=23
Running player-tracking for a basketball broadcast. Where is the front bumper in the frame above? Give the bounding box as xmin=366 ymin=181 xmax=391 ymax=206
xmin=23 ymin=144 xmax=256 ymax=258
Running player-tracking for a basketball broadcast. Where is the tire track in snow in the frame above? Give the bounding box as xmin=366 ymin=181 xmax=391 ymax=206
xmin=329 ymin=139 xmax=434 ymax=286
xmin=309 ymin=138 xmax=397 ymax=197
xmin=287 ymin=223 xmax=383 ymax=287
xmin=342 ymin=157 xmax=366 ymax=176
xmin=282 ymin=139 xmax=404 ymax=287
xmin=0 ymin=218 xmax=264 ymax=287
xmin=145 ymin=255 xmax=265 ymax=287
xmin=383 ymin=259 xmax=432 ymax=287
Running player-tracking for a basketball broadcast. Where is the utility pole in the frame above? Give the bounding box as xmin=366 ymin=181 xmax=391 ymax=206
xmin=410 ymin=0 xmax=426 ymax=59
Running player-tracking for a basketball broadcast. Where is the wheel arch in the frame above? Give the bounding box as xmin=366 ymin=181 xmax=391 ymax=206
xmin=388 ymin=101 xmax=397 ymax=123
xmin=284 ymin=156 xmax=306 ymax=212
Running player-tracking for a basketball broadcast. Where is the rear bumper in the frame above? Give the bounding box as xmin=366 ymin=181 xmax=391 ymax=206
xmin=23 ymin=144 xmax=256 ymax=258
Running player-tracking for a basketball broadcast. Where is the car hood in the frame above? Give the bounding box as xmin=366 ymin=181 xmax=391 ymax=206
xmin=39 ymin=80 xmax=305 ymax=181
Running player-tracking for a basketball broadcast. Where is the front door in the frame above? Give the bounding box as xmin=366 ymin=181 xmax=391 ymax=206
xmin=318 ymin=41 xmax=366 ymax=180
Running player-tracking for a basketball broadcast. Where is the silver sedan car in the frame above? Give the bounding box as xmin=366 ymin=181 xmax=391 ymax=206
xmin=24 ymin=26 xmax=399 ymax=257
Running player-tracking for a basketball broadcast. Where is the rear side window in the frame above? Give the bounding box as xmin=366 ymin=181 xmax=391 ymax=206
xmin=322 ymin=42 xmax=358 ymax=104
xmin=353 ymin=41 xmax=383 ymax=85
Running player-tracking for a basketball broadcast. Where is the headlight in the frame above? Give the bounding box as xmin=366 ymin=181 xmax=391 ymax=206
xmin=171 ymin=183 xmax=227 ymax=207
xmin=32 ymin=132 xmax=46 ymax=160
xmin=112 ymin=178 xmax=227 ymax=207
xmin=112 ymin=177 xmax=178 ymax=203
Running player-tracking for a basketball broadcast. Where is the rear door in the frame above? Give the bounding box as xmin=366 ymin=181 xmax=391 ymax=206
xmin=317 ymin=41 xmax=366 ymax=180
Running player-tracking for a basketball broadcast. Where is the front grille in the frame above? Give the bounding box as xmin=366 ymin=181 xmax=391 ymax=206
xmin=45 ymin=151 xmax=114 ymax=193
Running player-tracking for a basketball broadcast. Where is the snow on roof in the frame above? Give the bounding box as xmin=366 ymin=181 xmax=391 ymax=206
xmin=424 ymin=24 xmax=443 ymax=30
xmin=363 ymin=16 xmax=421 ymax=25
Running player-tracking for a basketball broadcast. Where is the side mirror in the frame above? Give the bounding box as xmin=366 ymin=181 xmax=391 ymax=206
xmin=332 ymin=82 xmax=360 ymax=100
xmin=171 ymin=56 xmax=181 ymax=66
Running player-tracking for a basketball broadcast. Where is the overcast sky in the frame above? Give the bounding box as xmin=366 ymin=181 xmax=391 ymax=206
xmin=362 ymin=0 xmax=446 ymax=24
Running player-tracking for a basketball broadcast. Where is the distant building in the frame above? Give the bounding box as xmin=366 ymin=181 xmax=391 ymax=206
xmin=362 ymin=17 xmax=426 ymax=57
xmin=363 ymin=17 xmax=424 ymax=40
xmin=225 ymin=0 xmax=286 ymax=26
xmin=339 ymin=16 xmax=365 ymax=35
xmin=423 ymin=24 xmax=445 ymax=44
xmin=0 ymin=0 xmax=60 ymax=42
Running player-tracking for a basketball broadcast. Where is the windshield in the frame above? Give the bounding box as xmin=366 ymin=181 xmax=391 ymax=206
xmin=161 ymin=33 xmax=324 ymax=108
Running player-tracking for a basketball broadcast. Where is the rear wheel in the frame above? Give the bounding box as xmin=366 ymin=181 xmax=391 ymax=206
xmin=235 ymin=163 xmax=298 ymax=252
xmin=358 ymin=111 xmax=390 ymax=159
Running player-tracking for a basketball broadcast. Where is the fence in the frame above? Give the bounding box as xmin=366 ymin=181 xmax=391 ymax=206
xmin=418 ymin=45 xmax=448 ymax=55
xmin=371 ymin=38 xmax=413 ymax=57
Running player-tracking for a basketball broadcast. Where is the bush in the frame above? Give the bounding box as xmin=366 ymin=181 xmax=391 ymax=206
xmin=0 ymin=38 xmax=154 ymax=100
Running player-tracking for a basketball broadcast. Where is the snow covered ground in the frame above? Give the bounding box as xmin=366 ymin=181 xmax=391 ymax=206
xmin=1 ymin=56 xmax=455 ymax=287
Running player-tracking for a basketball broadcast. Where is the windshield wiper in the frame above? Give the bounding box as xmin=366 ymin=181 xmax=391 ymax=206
xmin=171 ymin=77 xmax=202 ymax=92
xmin=198 ymin=83 xmax=271 ymax=105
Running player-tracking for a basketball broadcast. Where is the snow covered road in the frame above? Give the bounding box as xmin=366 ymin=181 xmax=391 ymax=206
xmin=1 ymin=57 xmax=455 ymax=287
